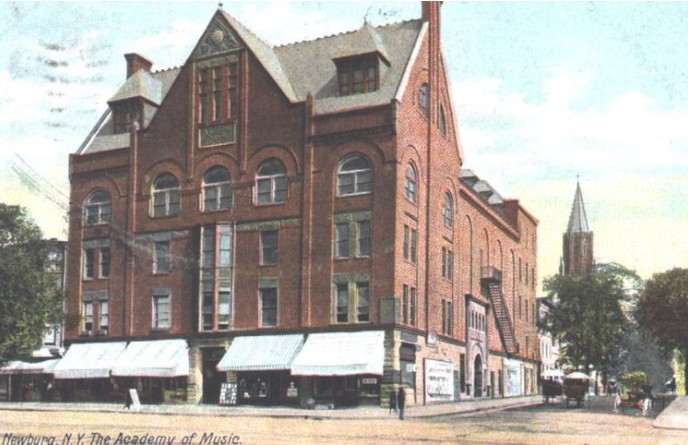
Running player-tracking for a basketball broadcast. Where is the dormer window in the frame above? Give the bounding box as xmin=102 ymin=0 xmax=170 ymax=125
xmin=113 ymin=102 xmax=141 ymax=134
xmin=336 ymin=55 xmax=379 ymax=96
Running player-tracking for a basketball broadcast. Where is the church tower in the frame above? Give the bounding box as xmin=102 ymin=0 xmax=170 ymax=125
xmin=562 ymin=181 xmax=593 ymax=275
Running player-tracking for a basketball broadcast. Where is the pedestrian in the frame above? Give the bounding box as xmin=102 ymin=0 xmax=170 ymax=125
xmin=397 ymin=386 xmax=406 ymax=420
xmin=389 ymin=386 xmax=398 ymax=415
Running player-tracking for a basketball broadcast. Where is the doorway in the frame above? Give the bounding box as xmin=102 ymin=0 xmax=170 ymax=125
xmin=473 ymin=355 xmax=483 ymax=398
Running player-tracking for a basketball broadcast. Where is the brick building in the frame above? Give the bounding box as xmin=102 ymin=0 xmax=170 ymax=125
xmin=63 ymin=2 xmax=539 ymax=407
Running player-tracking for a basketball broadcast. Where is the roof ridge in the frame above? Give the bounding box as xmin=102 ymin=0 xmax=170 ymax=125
xmin=220 ymin=10 xmax=275 ymax=49
xmin=152 ymin=66 xmax=182 ymax=74
xmin=274 ymin=17 xmax=420 ymax=49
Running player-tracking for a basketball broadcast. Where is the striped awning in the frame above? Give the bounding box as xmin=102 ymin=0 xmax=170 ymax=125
xmin=53 ymin=342 xmax=127 ymax=379
xmin=0 ymin=359 xmax=60 ymax=375
xmin=216 ymin=334 xmax=304 ymax=372
xmin=111 ymin=339 xmax=189 ymax=377
xmin=291 ymin=331 xmax=385 ymax=376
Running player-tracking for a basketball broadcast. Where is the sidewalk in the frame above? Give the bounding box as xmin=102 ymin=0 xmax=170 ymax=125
xmin=654 ymin=396 xmax=688 ymax=430
xmin=0 ymin=395 xmax=542 ymax=420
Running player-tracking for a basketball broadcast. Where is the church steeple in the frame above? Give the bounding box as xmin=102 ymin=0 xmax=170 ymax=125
xmin=562 ymin=180 xmax=593 ymax=275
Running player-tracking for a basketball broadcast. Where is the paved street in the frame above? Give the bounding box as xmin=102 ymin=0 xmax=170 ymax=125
xmin=1 ymin=401 xmax=688 ymax=445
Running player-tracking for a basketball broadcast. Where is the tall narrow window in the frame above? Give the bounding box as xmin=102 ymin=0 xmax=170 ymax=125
xmin=198 ymin=63 xmax=239 ymax=125
xmin=335 ymin=283 xmax=349 ymax=323
xmin=439 ymin=104 xmax=447 ymax=136
xmin=337 ymin=156 xmax=372 ymax=196
xmin=256 ymin=159 xmax=287 ymax=205
xmin=260 ymin=287 xmax=278 ymax=327
xmin=402 ymin=285 xmax=409 ymax=324
xmin=357 ymin=220 xmax=371 ymax=257
xmin=218 ymin=289 xmax=231 ymax=330
xmin=202 ymin=167 xmax=233 ymax=212
xmin=99 ymin=247 xmax=110 ymax=278
xmin=199 ymin=224 xmax=234 ymax=332
xmin=419 ymin=83 xmax=429 ymax=115
xmin=410 ymin=287 xmax=418 ymax=326
xmin=260 ymin=230 xmax=278 ymax=265
xmin=82 ymin=301 xmax=93 ymax=333
xmin=403 ymin=225 xmax=410 ymax=260
xmin=357 ymin=282 xmax=370 ymax=323
xmin=443 ymin=192 xmax=453 ymax=228
xmin=83 ymin=248 xmax=95 ymax=279
xmin=99 ymin=301 xmax=109 ymax=334
xmin=405 ymin=164 xmax=417 ymax=203
xmin=411 ymin=229 xmax=418 ymax=263
xmin=153 ymin=241 xmax=171 ymax=274
xmin=153 ymin=291 xmax=170 ymax=329
xmin=84 ymin=190 xmax=111 ymax=225
xmin=335 ymin=223 xmax=350 ymax=258
xmin=151 ymin=174 xmax=180 ymax=217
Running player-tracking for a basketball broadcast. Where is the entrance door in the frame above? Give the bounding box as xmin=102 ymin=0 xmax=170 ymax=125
xmin=202 ymin=348 xmax=225 ymax=404
xmin=473 ymin=355 xmax=483 ymax=398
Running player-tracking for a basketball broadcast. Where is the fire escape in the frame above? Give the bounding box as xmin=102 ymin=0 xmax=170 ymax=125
xmin=481 ymin=266 xmax=519 ymax=355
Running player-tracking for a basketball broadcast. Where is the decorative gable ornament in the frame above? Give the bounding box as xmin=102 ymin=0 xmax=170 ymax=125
xmin=191 ymin=18 xmax=242 ymax=60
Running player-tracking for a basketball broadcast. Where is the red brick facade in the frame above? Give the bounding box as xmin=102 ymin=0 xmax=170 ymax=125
xmin=66 ymin=3 xmax=539 ymax=405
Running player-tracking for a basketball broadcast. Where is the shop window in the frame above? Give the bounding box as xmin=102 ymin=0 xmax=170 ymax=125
xmin=151 ymin=173 xmax=181 ymax=218
xmin=84 ymin=190 xmax=111 ymax=225
xmin=405 ymin=164 xmax=417 ymax=203
xmin=260 ymin=230 xmax=278 ymax=265
xmin=255 ymin=159 xmax=288 ymax=205
xmin=260 ymin=287 xmax=278 ymax=327
xmin=337 ymin=156 xmax=372 ymax=196
xmin=152 ymin=290 xmax=170 ymax=330
xmin=153 ymin=240 xmax=171 ymax=274
xmin=202 ymin=166 xmax=233 ymax=212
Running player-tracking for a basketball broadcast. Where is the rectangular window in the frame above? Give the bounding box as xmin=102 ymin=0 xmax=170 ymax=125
xmin=442 ymin=247 xmax=454 ymax=279
xmin=199 ymin=224 xmax=235 ymax=332
xmin=403 ymin=225 xmax=410 ymax=260
xmin=357 ymin=220 xmax=371 ymax=257
xmin=198 ymin=69 xmax=209 ymax=125
xmin=335 ymin=283 xmax=349 ymax=323
xmin=153 ymin=241 xmax=171 ymax=274
xmin=357 ymin=282 xmax=370 ymax=323
xmin=411 ymin=229 xmax=418 ymax=263
xmin=213 ymin=66 xmax=223 ymax=122
xmin=153 ymin=291 xmax=170 ymax=329
xmin=335 ymin=223 xmax=350 ymax=258
xmin=82 ymin=301 xmax=93 ymax=333
xmin=410 ymin=287 xmax=417 ymax=326
xmin=99 ymin=301 xmax=109 ymax=334
xmin=402 ymin=285 xmax=409 ymax=324
xmin=99 ymin=247 xmax=110 ymax=278
xmin=260 ymin=230 xmax=278 ymax=265
xmin=260 ymin=287 xmax=278 ymax=327
xmin=83 ymin=248 xmax=95 ymax=279
xmin=336 ymin=56 xmax=379 ymax=96
xmin=198 ymin=63 xmax=239 ymax=126
xmin=219 ymin=230 xmax=232 ymax=267
xmin=202 ymin=291 xmax=214 ymax=331
xmin=218 ymin=289 xmax=231 ymax=330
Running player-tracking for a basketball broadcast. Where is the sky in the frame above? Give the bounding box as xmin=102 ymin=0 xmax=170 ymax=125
xmin=1 ymin=1 xmax=687 ymax=291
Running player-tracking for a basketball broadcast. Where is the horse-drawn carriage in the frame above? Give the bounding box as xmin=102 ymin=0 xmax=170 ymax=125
xmin=563 ymin=372 xmax=591 ymax=408
xmin=541 ymin=369 xmax=564 ymax=405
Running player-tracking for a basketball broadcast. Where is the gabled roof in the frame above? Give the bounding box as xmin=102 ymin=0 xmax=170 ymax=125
xmin=567 ymin=182 xmax=591 ymax=233
xmin=332 ymin=22 xmax=390 ymax=63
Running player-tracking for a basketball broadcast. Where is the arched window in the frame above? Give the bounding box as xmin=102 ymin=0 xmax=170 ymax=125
xmin=405 ymin=164 xmax=417 ymax=203
xmin=439 ymin=104 xmax=447 ymax=136
xmin=419 ymin=83 xmax=429 ymax=115
xmin=256 ymin=158 xmax=287 ymax=205
xmin=84 ymin=190 xmax=111 ymax=225
xmin=443 ymin=192 xmax=453 ymax=228
xmin=151 ymin=173 xmax=180 ymax=217
xmin=337 ymin=156 xmax=372 ymax=196
xmin=202 ymin=166 xmax=232 ymax=212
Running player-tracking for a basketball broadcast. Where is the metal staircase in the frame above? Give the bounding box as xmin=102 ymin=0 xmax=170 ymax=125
xmin=481 ymin=267 xmax=519 ymax=355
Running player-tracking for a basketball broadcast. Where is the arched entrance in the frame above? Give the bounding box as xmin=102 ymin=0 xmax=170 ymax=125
xmin=473 ymin=355 xmax=483 ymax=397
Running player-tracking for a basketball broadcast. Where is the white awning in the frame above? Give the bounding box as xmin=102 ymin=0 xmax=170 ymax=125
xmin=217 ymin=334 xmax=304 ymax=372
xmin=0 ymin=359 xmax=60 ymax=375
xmin=111 ymin=339 xmax=189 ymax=377
xmin=291 ymin=331 xmax=385 ymax=376
xmin=53 ymin=342 xmax=127 ymax=379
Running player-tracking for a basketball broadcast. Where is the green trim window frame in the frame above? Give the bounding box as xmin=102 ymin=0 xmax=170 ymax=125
xmin=334 ymin=213 xmax=371 ymax=259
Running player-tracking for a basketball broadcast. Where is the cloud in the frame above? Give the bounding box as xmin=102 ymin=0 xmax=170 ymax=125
xmin=130 ymin=18 xmax=203 ymax=69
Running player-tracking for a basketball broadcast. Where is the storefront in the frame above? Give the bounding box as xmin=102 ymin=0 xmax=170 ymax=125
xmin=291 ymin=331 xmax=384 ymax=408
xmin=52 ymin=342 xmax=127 ymax=402
xmin=0 ymin=359 xmax=60 ymax=402
xmin=110 ymin=339 xmax=189 ymax=404
xmin=216 ymin=334 xmax=304 ymax=406
xmin=504 ymin=358 xmax=523 ymax=397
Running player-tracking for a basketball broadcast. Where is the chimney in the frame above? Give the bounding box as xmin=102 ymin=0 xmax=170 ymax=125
xmin=124 ymin=53 xmax=153 ymax=78
xmin=422 ymin=1 xmax=442 ymax=122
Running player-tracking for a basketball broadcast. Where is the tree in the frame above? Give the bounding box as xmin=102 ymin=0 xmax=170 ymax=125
xmin=636 ymin=268 xmax=688 ymax=395
xmin=543 ymin=263 xmax=640 ymax=385
xmin=0 ymin=204 xmax=63 ymax=363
